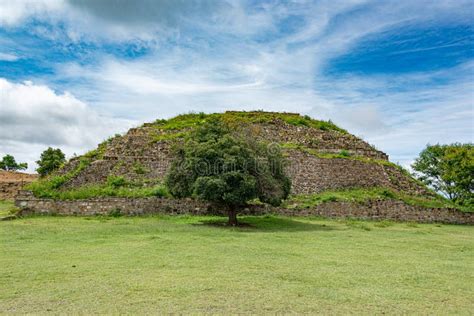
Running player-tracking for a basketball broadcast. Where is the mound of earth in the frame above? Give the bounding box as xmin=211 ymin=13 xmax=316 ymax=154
xmin=0 ymin=170 xmax=38 ymax=200
xmin=35 ymin=111 xmax=434 ymax=199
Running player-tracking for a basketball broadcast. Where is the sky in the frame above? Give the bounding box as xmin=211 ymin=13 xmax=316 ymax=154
xmin=0 ymin=0 xmax=473 ymax=172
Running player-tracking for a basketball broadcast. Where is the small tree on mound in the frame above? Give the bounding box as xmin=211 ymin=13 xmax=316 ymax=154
xmin=166 ymin=118 xmax=291 ymax=225
xmin=36 ymin=147 xmax=66 ymax=177
xmin=0 ymin=154 xmax=28 ymax=171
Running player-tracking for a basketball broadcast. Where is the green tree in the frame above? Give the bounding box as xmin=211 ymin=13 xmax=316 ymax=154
xmin=412 ymin=143 xmax=473 ymax=206
xmin=0 ymin=154 xmax=28 ymax=171
xmin=36 ymin=147 xmax=66 ymax=177
xmin=166 ymin=118 xmax=291 ymax=225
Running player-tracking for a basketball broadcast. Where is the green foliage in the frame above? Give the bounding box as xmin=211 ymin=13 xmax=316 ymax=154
xmin=0 ymin=200 xmax=19 ymax=217
xmin=27 ymin=157 xmax=92 ymax=197
xmin=132 ymin=162 xmax=148 ymax=175
xmin=152 ymin=113 xmax=209 ymax=130
xmin=339 ymin=150 xmax=351 ymax=157
xmin=152 ymin=131 xmax=188 ymax=142
xmin=150 ymin=185 xmax=169 ymax=197
xmin=36 ymin=147 xmax=66 ymax=177
xmin=150 ymin=111 xmax=348 ymax=134
xmin=412 ymin=143 xmax=473 ymax=206
xmin=108 ymin=208 xmax=122 ymax=217
xmin=0 ymin=154 xmax=27 ymax=171
xmin=280 ymin=142 xmax=427 ymax=194
xmin=28 ymin=153 xmax=169 ymax=200
xmin=284 ymin=187 xmax=470 ymax=212
xmin=84 ymin=134 xmax=121 ymax=160
xmin=106 ymin=175 xmax=127 ymax=188
xmin=27 ymin=181 xmax=169 ymax=200
xmin=282 ymin=142 xmax=388 ymax=163
xmin=166 ymin=118 xmax=291 ymax=224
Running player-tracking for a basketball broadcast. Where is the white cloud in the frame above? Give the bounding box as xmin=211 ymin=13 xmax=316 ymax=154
xmin=313 ymin=63 xmax=474 ymax=166
xmin=0 ymin=0 xmax=64 ymax=26
xmin=0 ymin=52 xmax=18 ymax=61
xmin=0 ymin=78 xmax=135 ymax=171
xmin=0 ymin=0 xmax=472 ymax=172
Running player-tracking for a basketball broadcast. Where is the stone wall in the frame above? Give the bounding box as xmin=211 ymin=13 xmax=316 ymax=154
xmin=268 ymin=200 xmax=474 ymax=225
xmin=15 ymin=191 xmax=474 ymax=225
xmin=57 ymin=118 xmax=393 ymax=193
xmin=15 ymin=191 xmax=210 ymax=216
xmin=285 ymin=149 xmax=431 ymax=195
xmin=0 ymin=182 xmax=29 ymax=200
xmin=0 ymin=171 xmax=37 ymax=200
xmin=252 ymin=121 xmax=388 ymax=160
xmin=58 ymin=142 xmax=427 ymax=196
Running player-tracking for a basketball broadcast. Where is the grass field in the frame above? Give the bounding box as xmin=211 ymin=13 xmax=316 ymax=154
xmin=0 ymin=200 xmax=16 ymax=218
xmin=1 ymin=213 xmax=473 ymax=314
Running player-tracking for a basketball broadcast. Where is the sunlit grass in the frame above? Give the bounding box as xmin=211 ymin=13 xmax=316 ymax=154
xmin=0 ymin=200 xmax=17 ymax=217
xmin=1 ymin=215 xmax=472 ymax=314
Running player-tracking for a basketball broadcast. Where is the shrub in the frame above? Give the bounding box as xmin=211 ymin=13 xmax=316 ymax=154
xmin=151 ymin=185 xmax=169 ymax=197
xmin=108 ymin=208 xmax=122 ymax=217
xmin=339 ymin=150 xmax=351 ymax=157
xmin=106 ymin=176 xmax=127 ymax=188
xmin=133 ymin=162 xmax=148 ymax=175
xmin=380 ymin=189 xmax=396 ymax=199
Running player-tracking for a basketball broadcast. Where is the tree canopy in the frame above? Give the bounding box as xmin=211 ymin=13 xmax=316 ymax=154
xmin=166 ymin=118 xmax=291 ymax=225
xmin=0 ymin=154 xmax=28 ymax=171
xmin=36 ymin=147 xmax=66 ymax=177
xmin=412 ymin=143 xmax=473 ymax=207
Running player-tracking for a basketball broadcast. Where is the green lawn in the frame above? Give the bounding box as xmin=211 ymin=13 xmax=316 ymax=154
xmin=0 ymin=200 xmax=16 ymax=218
xmin=1 ymin=215 xmax=473 ymax=314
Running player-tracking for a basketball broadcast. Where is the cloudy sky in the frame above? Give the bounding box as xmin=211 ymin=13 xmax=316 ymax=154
xmin=0 ymin=0 xmax=473 ymax=172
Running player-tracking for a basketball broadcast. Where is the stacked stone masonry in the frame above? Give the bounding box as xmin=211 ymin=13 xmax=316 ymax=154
xmin=15 ymin=191 xmax=474 ymax=225
xmin=58 ymin=120 xmax=427 ymax=196
xmin=0 ymin=182 xmax=29 ymax=200
xmin=0 ymin=171 xmax=37 ymax=200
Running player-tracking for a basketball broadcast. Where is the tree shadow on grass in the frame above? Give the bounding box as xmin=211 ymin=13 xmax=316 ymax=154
xmin=195 ymin=215 xmax=334 ymax=232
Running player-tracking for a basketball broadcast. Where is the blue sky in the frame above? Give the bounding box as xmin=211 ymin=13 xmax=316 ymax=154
xmin=0 ymin=0 xmax=473 ymax=171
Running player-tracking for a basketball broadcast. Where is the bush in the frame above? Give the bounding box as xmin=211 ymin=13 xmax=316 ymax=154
xmin=381 ymin=189 xmax=396 ymax=199
xmin=339 ymin=150 xmax=351 ymax=157
xmin=151 ymin=185 xmax=169 ymax=197
xmin=133 ymin=162 xmax=148 ymax=175
xmin=107 ymin=176 xmax=127 ymax=188
xmin=108 ymin=208 xmax=122 ymax=217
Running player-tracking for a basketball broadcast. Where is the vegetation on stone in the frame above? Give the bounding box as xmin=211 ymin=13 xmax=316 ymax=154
xmin=150 ymin=111 xmax=348 ymax=134
xmin=282 ymin=142 xmax=403 ymax=168
xmin=23 ymin=111 xmax=469 ymax=213
xmin=283 ymin=187 xmax=471 ymax=212
xmin=27 ymin=180 xmax=168 ymax=200
xmin=83 ymin=134 xmax=122 ymax=161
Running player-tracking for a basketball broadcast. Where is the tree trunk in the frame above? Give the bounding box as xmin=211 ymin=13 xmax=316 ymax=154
xmin=228 ymin=208 xmax=238 ymax=226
